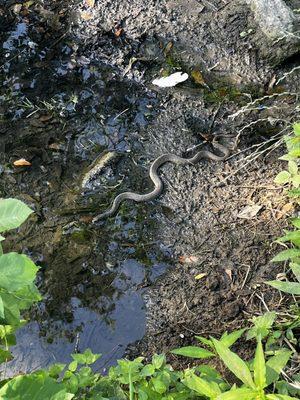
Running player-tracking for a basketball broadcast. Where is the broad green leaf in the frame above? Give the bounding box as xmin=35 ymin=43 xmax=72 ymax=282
xmin=279 ymin=154 xmax=296 ymax=161
xmin=0 ymin=253 xmax=39 ymax=292
xmin=288 ymin=161 xmax=298 ymax=175
xmin=152 ymin=377 xmax=167 ymax=394
xmin=247 ymin=312 xmax=276 ymax=340
xmin=267 ymin=280 xmax=300 ymax=295
xmin=253 ymin=339 xmax=266 ymax=390
xmin=0 ymin=348 xmax=13 ymax=363
xmin=0 ymin=235 xmax=4 ymax=242
xmin=152 ymin=354 xmax=165 ymax=369
xmin=220 ymin=329 xmax=246 ymax=348
xmin=216 ymin=388 xmax=258 ymax=400
xmin=183 ymin=373 xmax=221 ymax=398
xmin=277 ymin=231 xmax=300 ymax=247
xmin=290 ymin=263 xmax=300 ymax=282
xmin=212 ymin=339 xmax=255 ymax=389
xmin=141 ymin=364 xmax=155 ymax=377
xmin=291 ymin=218 xmax=300 ymax=229
xmin=271 ymin=249 xmax=300 ymax=262
xmin=267 ymin=395 xmax=300 ymax=400
xmin=0 ymin=199 xmax=33 ymax=233
xmin=266 ymin=350 xmax=292 ymax=386
xmin=171 ymin=346 xmax=214 ymax=359
xmin=274 ymin=171 xmax=291 ymax=184
xmin=292 ymin=175 xmax=300 ymax=188
xmin=71 ymin=349 xmax=100 ymax=365
xmin=288 ymin=188 xmax=300 ymax=197
xmin=293 ymin=123 xmax=300 ymax=136
xmin=0 ymin=373 xmax=74 ymax=399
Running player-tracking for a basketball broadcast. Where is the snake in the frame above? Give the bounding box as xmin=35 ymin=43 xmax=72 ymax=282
xmin=92 ymin=141 xmax=230 ymax=223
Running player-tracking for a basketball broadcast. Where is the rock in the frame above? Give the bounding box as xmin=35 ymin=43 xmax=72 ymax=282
xmin=245 ymin=0 xmax=300 ymax=64
xmin=245 ymin=0 xmax=296 ymax=39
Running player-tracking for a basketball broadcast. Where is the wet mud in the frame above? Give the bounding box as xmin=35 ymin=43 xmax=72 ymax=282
xmin=0 ymin=0 xmax=300 ymax=374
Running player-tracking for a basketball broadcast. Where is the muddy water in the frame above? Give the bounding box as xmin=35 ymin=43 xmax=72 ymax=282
xmin=0 ymin=3 xmax=174 ymax=375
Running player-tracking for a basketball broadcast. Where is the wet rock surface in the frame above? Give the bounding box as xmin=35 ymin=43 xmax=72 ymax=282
xmin=0 ymin=0 xmax=300 ymax=373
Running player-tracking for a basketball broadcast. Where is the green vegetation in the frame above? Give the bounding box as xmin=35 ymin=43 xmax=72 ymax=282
xmin=1 ymin=123 xmax=300 ymax=398
xmin=268 ymin=123 xmax=300 ymax=295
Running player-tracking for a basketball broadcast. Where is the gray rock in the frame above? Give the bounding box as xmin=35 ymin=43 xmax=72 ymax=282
xmin=245 ymin=0 xmax=297 ymax=39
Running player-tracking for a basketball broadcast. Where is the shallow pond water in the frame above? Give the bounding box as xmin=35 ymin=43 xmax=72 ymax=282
xmin=0 ymin=2 xmax=173 ymax=374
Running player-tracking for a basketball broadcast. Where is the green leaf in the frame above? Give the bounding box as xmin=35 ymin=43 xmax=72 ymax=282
xmin=0 ymin=373 xmax=74 ymax=399
xmin=291 ymin=218 xmax=300 ymax=229
xmin=267 ymin=395 xmax=300 ymax=400
xmin=277 ymin=231 xmax=300 ymax=247
xmin=293 ymin=123 xmax=300 ymax=136
xmin=266 ymin=350 xmax=292 ymax=386
xmin=271 ymin=249 xmax=300 ymax=262
xmin=0 ymin=296 xmax=5 ymax=320
xmin=220 ymin=329 xmax=246 ymax=348
xmin=288 ymin=161 xmax=298 ymax=175
xmin=288 ymin=188 xmax=300 ymax=197
xmin=247 ymin=312 xmax=276 ymax=340
xmin=152 ymin=354 xmax=165 ymax=369
xmin=274 ymin=171 xmax=291 ymax=184
xmin=253 ymin=339 xmax=266 ymax=390
xmin=0 ymin=199 xmax=33 ymax=233
xmin=183 ymin=373 xmax=221 ymax=398
xmin=0 ymin=253 xmax=39 ymax=292
xmin=267 ymin=280 xmax=300 ymax=295
xmin=212 ymin=339 xmax=256 ymax=389
xmin=195 ymin=336 xmax=214 ymax=349
xmin=71 ymin=349 xmax=100 ymax=365
xmin=141 ymin=364 xmax=155 ymax=377
xmin=152 ymin=377 xmax=167 ymax=394
xmin=171 ymin=346 xmax=214 ymax=359
xmin=290 ymin=263 xmax=300 ymax=282
xmin=292 ymin=175 xmax=300 ymax=188
xmin=216 ymin=388 xmax=258 ymax=400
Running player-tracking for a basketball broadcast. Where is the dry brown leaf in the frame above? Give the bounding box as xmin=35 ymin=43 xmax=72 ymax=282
xmin=81 ymin=11 xmax=93 ymax=20
xmin=13 ymin=158 xmax=31 ymax=166
xmin=115 ymin=28 xmax=123 ymax=37
xmin=85 ymin=0 xmax=95 ymax=7
xmin=225 ymin=269 xmax=232 ymax=281
xmin=276 ymin=202 xmax=295 ymax=219
xmin=39 ymin=114 xmax=52 ymax=122
xmin=237 ymin=205 xmax=262 ymax=219
xmin=179 ymin=255 xmax=199 ymax=264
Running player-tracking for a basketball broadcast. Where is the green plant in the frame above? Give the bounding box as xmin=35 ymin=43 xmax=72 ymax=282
xmin=0 ymin=196 xmax=297 ymax=399
xmin=0 ymin=199 xmax=41 ymax=365
xmin=266 ymin=123 xmax=300 ymax=295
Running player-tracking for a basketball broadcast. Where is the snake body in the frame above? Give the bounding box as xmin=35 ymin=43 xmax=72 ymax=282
xmin=92 ymin=142 xmax=229 ymax=222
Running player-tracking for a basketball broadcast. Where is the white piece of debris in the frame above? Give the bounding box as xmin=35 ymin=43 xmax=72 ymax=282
xmin=152 ymin=72 xmax=188 ymax=88
xmin=237 ymin=205 xmax=262 ymax=219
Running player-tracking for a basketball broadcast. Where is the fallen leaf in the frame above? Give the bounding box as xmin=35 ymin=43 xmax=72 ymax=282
xmin=195 ymin=273 xmax=207 ymax=280
xmin=164 ymin=41 xmax=173 ymax=55
xmin=179 ymin=255 xmax=199 ymax=264
xmin=276 ymin=202 xmax=295 ymax=219
xmin=39 ymin=114 xmax=52 ymax=122
xmin=81 ymin=11 xmax=93 ymax=20
xmin=115 ymin=28 xmax=123 ymax=37
xmin=85 ymin=0 xmax=95 ymax=7
xmin=225 ymin=269 xmax=232 ymax=281
xmin=237 ymin=205 xmax=262 ymax=219
xmin=13 ymin=158 xmax=31 ymax=167
xmin=191 ymin=69 xmax=205 ymax=85
xmin=152 ymin=72 xmax=188 ymax=88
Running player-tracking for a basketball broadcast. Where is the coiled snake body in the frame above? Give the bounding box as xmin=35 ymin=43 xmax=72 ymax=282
xmin=92 ymin=141 xmax=229 ymax=223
